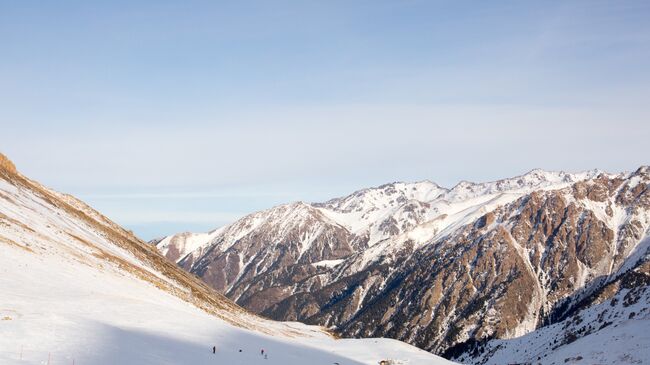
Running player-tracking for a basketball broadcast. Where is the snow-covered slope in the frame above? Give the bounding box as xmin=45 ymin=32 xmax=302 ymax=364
xmin=0 ymin=154 xmax=451 ymax=365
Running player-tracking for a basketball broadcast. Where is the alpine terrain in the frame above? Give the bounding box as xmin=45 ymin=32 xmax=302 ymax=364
xmin=156 ymin=167 xmax=650 ymax=364
xmin=0 ymin=153 xmax=448 ymax=365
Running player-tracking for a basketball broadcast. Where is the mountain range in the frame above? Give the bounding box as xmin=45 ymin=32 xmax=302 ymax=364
xmin=155 ymin=167 xmax=650 ymax=363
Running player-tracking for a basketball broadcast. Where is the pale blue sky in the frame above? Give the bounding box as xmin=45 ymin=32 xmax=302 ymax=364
xmin=1 ymin=1 xmax=649 ymax=239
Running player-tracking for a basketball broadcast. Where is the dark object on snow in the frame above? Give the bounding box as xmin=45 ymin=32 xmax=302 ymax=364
xmin=239 ymin=349 xmax=242 ymax=352
xmin=261 ymin=348 xmax=265 ymax=355
xmin=212 ymin=346 xmax=216 ymax=354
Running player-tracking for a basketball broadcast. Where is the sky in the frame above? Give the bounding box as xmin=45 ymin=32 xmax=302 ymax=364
xmin=1 ymin=0 xmax=649 ymax=239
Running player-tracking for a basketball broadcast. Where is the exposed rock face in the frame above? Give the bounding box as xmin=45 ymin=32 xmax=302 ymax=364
xmin=453 ymin=258 xmax=650 ymax=364
xmin=156 ymin=168 xmax=650 ymax=359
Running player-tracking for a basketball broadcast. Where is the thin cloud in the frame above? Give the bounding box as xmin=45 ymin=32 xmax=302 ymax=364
xmin=77 ymin=191 xmax=295 ymax=200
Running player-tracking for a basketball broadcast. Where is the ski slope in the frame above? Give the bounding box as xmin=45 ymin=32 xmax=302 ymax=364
xmin=0 ymin=244 xmax=442 ymax=365
xmin=0 ymin=155 xmax=452 ymax=365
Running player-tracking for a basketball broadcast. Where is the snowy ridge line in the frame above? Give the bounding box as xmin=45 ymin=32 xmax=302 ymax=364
xmin=159 ymin=168 xmax=617 ymax=265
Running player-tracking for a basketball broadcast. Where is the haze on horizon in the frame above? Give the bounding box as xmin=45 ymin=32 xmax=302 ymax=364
xmin=1 ymin=1 xmax=649 ymax=239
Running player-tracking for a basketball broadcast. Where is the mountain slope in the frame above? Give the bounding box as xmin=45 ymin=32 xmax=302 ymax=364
xmin=157 ymin=167 xmax=650 ymax=362
xmin=453 ymin=258 xmax=650 ymax=364
xmin=0 ymin=153 xmax=449 ymax=365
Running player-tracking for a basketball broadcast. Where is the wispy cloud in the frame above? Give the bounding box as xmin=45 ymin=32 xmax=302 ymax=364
xmin=77 ymin=191 xmax=295 ymax=200
xmin=110 ymin=210 xmax=244 ymax=225
xmin=2 ymin=1 xmax=649 ymax=239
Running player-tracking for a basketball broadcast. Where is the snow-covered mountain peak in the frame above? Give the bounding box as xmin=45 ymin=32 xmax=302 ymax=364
xmin=236 ymin=200 xmax=333 ymax=230
xmin=166 ymin=199 xmax=352 ymax=265
xmin=311 ymin=181 xmax=447 ymax=235
xmin=517 ymin=167 xmax=608 ymax=186
xmin=635 ymin=165 xmax=650 ymax=174
xmin=445 ymin=168 xmax=606 ymax=202
xmin=316 ymin=180 xmax=446 ymax=213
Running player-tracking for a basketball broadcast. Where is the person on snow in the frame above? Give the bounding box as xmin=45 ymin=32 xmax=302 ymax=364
xmin=212 ymin=346 xmax=216 ymax=354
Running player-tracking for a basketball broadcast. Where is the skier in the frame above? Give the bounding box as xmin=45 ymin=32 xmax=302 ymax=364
xmin=261 ymin=349 xmax=265 ymax=356
xmin=212 ymin=346 xmax=216 ymax=354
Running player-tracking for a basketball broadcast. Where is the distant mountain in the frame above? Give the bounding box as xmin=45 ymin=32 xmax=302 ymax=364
xmin=0 ymin=153 xmax=446 ymax=365
xmin=156 ymin=167 xmax=650 ymax=362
